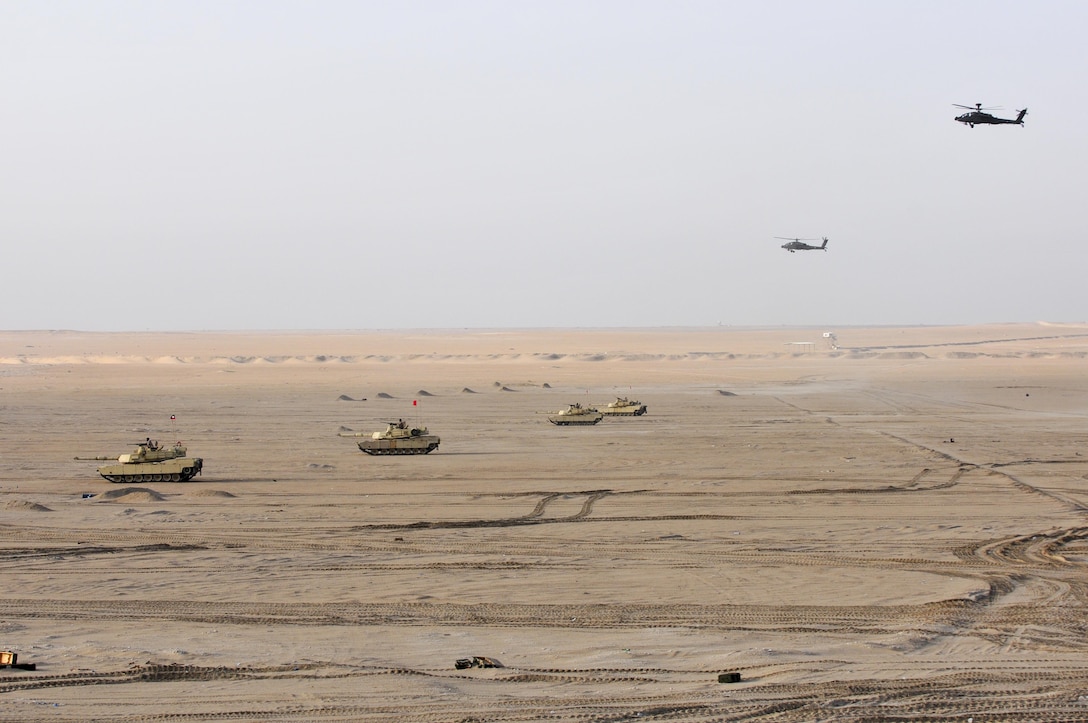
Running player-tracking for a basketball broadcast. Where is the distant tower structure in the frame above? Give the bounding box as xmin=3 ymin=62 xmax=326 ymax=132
xmin=823 ymin=332 xmax=839 ymax=350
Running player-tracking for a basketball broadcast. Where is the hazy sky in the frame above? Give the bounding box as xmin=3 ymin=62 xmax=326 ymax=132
xmin=3 ymin=1 xmax=1085 ymax=331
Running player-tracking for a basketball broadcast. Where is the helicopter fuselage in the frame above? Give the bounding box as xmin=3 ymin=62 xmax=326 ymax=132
xmin=954 ymin=109 xmax=1027 ymax=128
xmin=779 ymin=237 xmax=829 ymax=253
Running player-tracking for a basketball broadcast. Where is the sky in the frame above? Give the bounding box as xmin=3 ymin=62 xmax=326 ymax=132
xmin=2 ymin=1 xmax=1085 ymax=331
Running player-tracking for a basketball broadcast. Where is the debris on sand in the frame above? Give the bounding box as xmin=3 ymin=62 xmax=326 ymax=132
xmin=455 ymin=656 xmax=503 ymax=669
xmin=717 ymin=390 xmax=737 ymax=396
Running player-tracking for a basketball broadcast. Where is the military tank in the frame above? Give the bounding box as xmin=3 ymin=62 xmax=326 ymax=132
xmin=547 ymin=403 xmax=604 ymax=426
xmin=599 ymin=396 xmax=648 ymax=416
xmin=76 ymin=440 xmax=203 ymax=483
xmin=340 ymin=420 xmax=440 ymax=455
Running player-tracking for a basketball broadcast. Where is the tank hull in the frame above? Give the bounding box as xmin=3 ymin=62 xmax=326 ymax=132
xmin=600 ymin=405 xmax=647 ymax=416
xmin=600 ymin=399 xmax=648 ymax=416
xmin=342 ymin=423 xmax=441 ymax=455
xmin=357 ymin=438 xmax=440 ymax=455
xmin=97 ymin=457 xmax=203 ymax=483
xmin=548 ymin=414 xmax=603 ymax=426
xmin=547 ymin=403 xmax=604 ymax=425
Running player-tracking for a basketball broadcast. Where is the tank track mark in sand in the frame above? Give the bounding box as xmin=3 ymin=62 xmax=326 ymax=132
xmin=7 ymin=662 xmax=1088 ymax=721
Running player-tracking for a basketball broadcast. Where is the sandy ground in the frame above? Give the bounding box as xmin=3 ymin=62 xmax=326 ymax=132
xmin=1 ymin=323 xmax=1087 ymax=721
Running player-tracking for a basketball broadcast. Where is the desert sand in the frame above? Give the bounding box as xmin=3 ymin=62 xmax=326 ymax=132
xmin=1 ymin=323 xmax=1087 ymax=721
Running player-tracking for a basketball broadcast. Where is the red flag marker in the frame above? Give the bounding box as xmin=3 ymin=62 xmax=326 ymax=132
xmin=413 ymin=400 xmax=418 ymax=406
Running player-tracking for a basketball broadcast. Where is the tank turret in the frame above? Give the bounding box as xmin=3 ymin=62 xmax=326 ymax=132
xmin=75 ymin=440 xmax=204 ymax=483
xmin=547 ymin=403 xmax=604 ymax=426
xmin=339 ymin=420 xmax=440 ymax=455
xmin=599 ymin=396 xmax=648 ymax=416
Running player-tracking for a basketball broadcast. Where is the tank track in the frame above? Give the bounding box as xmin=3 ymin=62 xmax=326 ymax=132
xmin=549 ymin=419 xmax=602 ymax=426
xmin=100 ymin=466 xmax=202 ymax=483
xmin=601 ymin=409 xmax=646 ymax=416
xmin=359 ymin=443 xmax=440 ymax=455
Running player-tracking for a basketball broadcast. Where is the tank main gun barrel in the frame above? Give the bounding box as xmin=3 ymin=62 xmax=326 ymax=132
xmin=338 ymin=432 xmax=368 ymax=438
xmin=74 ymin=456 xmax=115 ymax=461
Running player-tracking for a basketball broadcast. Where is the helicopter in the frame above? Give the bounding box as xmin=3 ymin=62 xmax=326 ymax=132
xmin=776 ymin=237 xmax=829 ymax=253
xmin=954 ymin=103 xmax=1027 ymax=128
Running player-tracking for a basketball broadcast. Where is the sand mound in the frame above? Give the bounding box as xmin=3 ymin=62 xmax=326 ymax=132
xmin=461 ymin=388 xmax=477 ymax=394
xmin=338 ymin=425 xmax=354 ymax=432
xmin=718 ymin=390 xmax=737 ymax=396
xmin=187 ymin=489 xmax=237 ymax=498
xmin=417 ymin=390 xmax=434 ymax=396
xmin=4 ymin=499 xmax=52 ymax=512
xmin=96 ymin=487 xmax=167 ymax=503
xmin=308 ymin=463 xmax=335 ymax=470
xmin=376 ymin=392 xmax=394 ymax=399
xmin=337 ymin=394 xmax=366 ymax=401
xmin=542 ymin=382 xmax=552 ymax=388
xmin=500 ymin=386 xmax=517 ymax=392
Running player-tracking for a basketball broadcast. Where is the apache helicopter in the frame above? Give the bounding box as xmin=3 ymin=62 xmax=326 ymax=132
xmin=776 ymin=237 xmax=829 ymax=253
xmin=954 ymin=103 xmax=1027 ymax=128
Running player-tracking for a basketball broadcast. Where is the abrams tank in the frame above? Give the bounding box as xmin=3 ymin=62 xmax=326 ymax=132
xmin=547 ymin=403 xmax=604 ymax=426
xmin=76 ymin=440 xmax=204 ymax=483
xmin=340 ymin=420 xmax=440 ymax=455
xmin=599 ymin=396 xmax=648 ymax=416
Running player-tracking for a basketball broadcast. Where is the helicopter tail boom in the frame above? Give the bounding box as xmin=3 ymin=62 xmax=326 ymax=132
xmin=1016 ymin=108 xmax=1028 ymax=124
